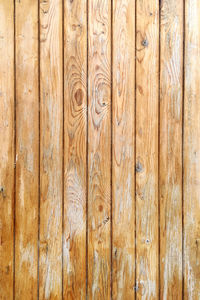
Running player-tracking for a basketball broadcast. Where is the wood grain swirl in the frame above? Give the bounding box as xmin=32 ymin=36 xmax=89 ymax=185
xmin=160 ymin=1 xmax=183 ymax=299
xmin=88 ymin=0 xmax=111 ymax=299
xmin=39 ymin=0 xmax=63 ymax=299
xmin=112 ymin=0 xmax=135 ymax=299
xmin=63 ymin=0 xmax=87 ymax=298
xmin=136 ymin=0 xmax=159 ymax=298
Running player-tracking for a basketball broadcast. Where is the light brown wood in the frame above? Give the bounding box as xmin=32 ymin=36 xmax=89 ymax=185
xmin=135 ymin=0 xmax=159 ymax=298
xmin=63 ymin=0 xmax=87 ymax=298
xmin=15 ymin=1 xmax=39 ymax=298
xmin=88 ymin=0 xmax=111 ymax=298
xmin=39 ymin=0 xmax=63 ymax=298
xmin=0 ymin=1 xmax=14 ymax=299
xmin=159 ymin=1 xmax=183 ymax=299
xmin=2 ymin=1 xmax=200 ymax=298
xmin=184 ymin=0 xmax=200 ymax=298
xmin=112 ymin=0 xmax=135 ymax=299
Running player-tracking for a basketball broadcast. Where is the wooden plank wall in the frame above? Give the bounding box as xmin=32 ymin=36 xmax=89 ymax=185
xmin=0 ymin=0 xmax=200 ymax=299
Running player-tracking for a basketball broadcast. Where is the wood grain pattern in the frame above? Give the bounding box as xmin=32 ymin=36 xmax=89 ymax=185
xmin=0 ymin=1 xmax=14 ymax=299
xmin=159 ymin=1 xmax=183 ymax=299
xmin=15 ymin=1 xmax=39 ymax=298
xmin=1 ymin=1 xmax=200 ymax=298
xmin=112 ymin=0 xmax=135 ymax=299
xmin=184 ymin=0 xmax=200 ymax=298
xmin=88 ymin=0 xmax=111 ymax=298
xmin=63 ymin=0 xmax=87 ymax=299
xmin=39 ymin=0 xmax=63 ymax=299
xmin=135 ymin=0 xmax=159 ymax=298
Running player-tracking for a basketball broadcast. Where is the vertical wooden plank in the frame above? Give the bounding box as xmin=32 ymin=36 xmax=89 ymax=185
xmin=112 ymin=0 xmax=135 ymax=299
xmin=15 ymin=1 xmax=39 ymax=298
xmin=0 ymin=1 xmax=14 ymax=299
xmin=184 ymin=0 xmax=200 ymax=298
xmin=63 ymin=0 xmax=87 ymax=299
xmin=88 ymin=0 xmax=111 ymax=298
xmin=39 ymin=0 xmax=63 ymax=298
xmin=135 ymin=0 xmax=159 ymax=298
xmin=159 ymin=1 xmax=183 ymax=299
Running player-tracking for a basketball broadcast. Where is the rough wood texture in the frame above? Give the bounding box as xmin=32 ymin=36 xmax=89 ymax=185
xmin=63 ymin=0 xmax=87 ymax=298
xmin=184 ymin=0 xmax=200 ymax=298
xmin=39 ymin=0 xmax=63 ymax=298
xmin=159 ymin=1 xmax=183 ymax=299
xmin=15 ymin=1 xmax=39 ymax=298
xmin=0 ymin=1 xmax=14 ymax=299
xmin=112 ymin=0 xmax=135 ymax=299
xmin=2 ymin=1 xmax=200 ymax=298
xmin=135 ymin=0 xmax=159 ymax=298
xmin=88 ymin=0 xmax=111 ymax=298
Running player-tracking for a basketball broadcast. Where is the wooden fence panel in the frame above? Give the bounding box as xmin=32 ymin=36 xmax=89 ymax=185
xmin=39 ymin=0 xmax=63 ymax=298
xmin=63 ymin=0 xmax=87 ymax=298
xmin=15 ymin=1 xmax=39 ymax=298
xmin=184 ymin=0 xmax=200 ymax=298
xmin=0 ymin=1 xmax=14 ymax=299
xmin=135 ymin=0 xmax=159 ymax=298
xmin=160 ymin=1 xmax=183 ymax=299
xmin=112 ymin=0 xmax=135 ymax=299
xmin=1 ymin=1 xmax=200 ymax=299
xmin=88 ymin=0 xmax=111 ymax=299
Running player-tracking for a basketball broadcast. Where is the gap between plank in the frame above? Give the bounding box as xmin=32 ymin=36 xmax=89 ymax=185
xmin=13 ymin=0 xmax=16 ymax=298
xmin=86 ymin=0 xmax=89 ymax=298
xmin=182 ymin=0 xmax=186 ymax=298
xmin=37 ymin=0 xmax=41 ymax=299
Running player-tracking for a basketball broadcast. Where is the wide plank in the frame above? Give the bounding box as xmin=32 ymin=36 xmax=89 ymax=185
xmin=39 ymin=0 xmax=63 ymax=298
xmin=184 ymin=0 xmax=200 ymax=298
xmin=112 ymin=0 xmax=135 ymax=299
xmin=159 ymin=1 xmax=183 ymax=299
xmin=0 ymin=1 xmax=14 ymax=299
xmin=63 ymin=0 xmax=87 ymax=298
xmin=135 ymin=0 xmax=159 ymax=298
xmin=15 ymin=0 xmax=39 ymax=298
xmin=88 ymin=0 xmax=111 ymax=298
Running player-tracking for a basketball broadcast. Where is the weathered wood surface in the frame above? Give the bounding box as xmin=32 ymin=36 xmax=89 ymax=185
xmin=184 ymin=0 xmax=200 ymax=298
xmin=15 ymin=0 xmax=39 ymax=298
xmin=135 ymin=0 xmax=159 ymax=298
xmin=87 ymin=0 xmax=111 ymax=299
xmin=63 ymin=0 xmax=87 ymax=298
xmin=39 ymin=0 xmax=63 ymax=298
xmin=0 ymin=1 xmax=14 ymax=299
xmin=112 ymin=0 xmax=135 ymax=299
xmin=160 ymin=1 xmax=183 ymax=299
xmin=1 ymin=0 xmax=200 ymax=299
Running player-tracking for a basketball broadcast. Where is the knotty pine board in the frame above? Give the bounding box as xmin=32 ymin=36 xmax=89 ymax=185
xmin=0 ymin=0 xmax=199 ymax=299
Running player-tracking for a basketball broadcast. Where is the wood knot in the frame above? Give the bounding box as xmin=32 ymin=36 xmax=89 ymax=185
xmin=99 ymin=205 xmax=103 ymax=212
xmin=141 ymin=39 xmax=148 ymax=47
xmin=74 ymin=89 xmax=83 ymax=106
xmin=0 ymin=186 xmax=6 ymax=198
xmin=136 ymin=161 xmax=143 ymax=173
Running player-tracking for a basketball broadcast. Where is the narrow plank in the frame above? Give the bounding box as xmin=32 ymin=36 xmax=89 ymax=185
xmin=15 ymin=1 xmax=39 ymax=298
xmin=39 ymin=0 xmax=63 ymax=298
xmin=0 ymin=1 xmax=14 ymax=299
xmin=112 ymin=0 xmax=135 ymax=299
xmin=135 ymin=0 xmax=159 ymax=298
xmin=159 ymin=1 xmax=183 ymax=299
xmin=184 ymin=0 xmax=200 ymax=298
xmin=88 ymin=0 xmax=111 ymax=298
xmin=63 ymin=0 xmax=87 ymax=298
